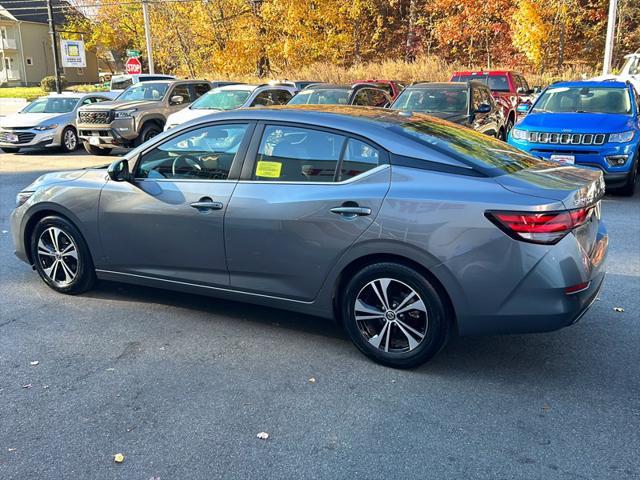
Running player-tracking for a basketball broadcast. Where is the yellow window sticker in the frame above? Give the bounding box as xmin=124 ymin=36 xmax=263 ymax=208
xmin=256 ymin=161 xmax=282 ymax=178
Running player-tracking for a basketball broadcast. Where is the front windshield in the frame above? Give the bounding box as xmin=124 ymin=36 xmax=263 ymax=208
xmin=393 ymin=88 xmax=468 ymax=114
xmin=116 ymin=82 xmax=168 ymax=102
xmin=451 ymin=74 xmax=510 ymax=92
xmin=22 ymin=97 xmax=79 ymax=114
xmin=191 ymin=88 xmax=252 ymax=110
xmin=288 ymin=89 xmax=351 ymax=105
xmin=532 ymin=86 xmax=632 ymax=114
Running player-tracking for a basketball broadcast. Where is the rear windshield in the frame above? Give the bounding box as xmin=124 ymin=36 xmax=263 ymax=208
xmin=191 ymin=88 xmax=252 ymax=110
xmin=391 ymin=116 xmax=546 ymax=175
xmin=289 ymin=89 xmax=351 ymax=105
xmin=532 ymin=86 xmax=632 ymax=114
xmin=111 ymin=77 xmax=133 ymax=90
xmin=451 ymin=74 xmax=510 ymax=92
xmin=393 ymin=88 xmax=468 ymax=114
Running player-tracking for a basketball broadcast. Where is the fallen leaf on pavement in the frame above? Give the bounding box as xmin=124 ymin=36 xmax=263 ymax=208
xmin=114 ymin=453 xmax=125 ymax=463
xmin=308 ymin=377 xmax=316 ymax=383
xmin=30 ymin=361 xmax=39 ymax=366
xmin=8 ymin=448 xmax=16 ymax=452
xmin=256 ymin=432 xmax=269 ymax=440
xmin=613 ymin=307 xmax=624 ymax=312
xmin=22 ymin=384 xmax=32 ymax=389
xmin=542 ymin=403 xmax=551 ymax=412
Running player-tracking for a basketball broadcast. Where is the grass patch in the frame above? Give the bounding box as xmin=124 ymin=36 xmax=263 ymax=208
xmin=0 ymin=86 xmax=44 ymax=101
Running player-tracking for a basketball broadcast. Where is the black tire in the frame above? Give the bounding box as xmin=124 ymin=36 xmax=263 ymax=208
xmin=341 ymin=262 xmax=450 ymax=368
xmin=59 ymin=126 xmax=79 ymax=153
xmin=498 ymin=128 xmax=506 ymax=141
xmin=505 ymin=116 xmax=514 ymax=137
xmin=135 ymin=123 xmax=162 ymax=146
xmin=1 ymin=147 xmax=20 ymax=153
xmin=617 ymin=158 xmax=638 ymax=196
xmin=83 ymin=141 xmax=112 ymax=156
xmin=30 ymin=215 xmax=96 ymax=295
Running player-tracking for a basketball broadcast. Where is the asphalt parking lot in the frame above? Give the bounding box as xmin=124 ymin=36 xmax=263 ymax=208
xmin=1 ymin=149 xmax=639 ymax=480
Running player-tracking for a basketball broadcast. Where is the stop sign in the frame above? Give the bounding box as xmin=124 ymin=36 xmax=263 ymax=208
xmin=125 ymin=57 xmax=142 ymax=75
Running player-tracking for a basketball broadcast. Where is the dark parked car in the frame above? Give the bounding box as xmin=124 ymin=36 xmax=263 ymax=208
xmin=451 ymin=70 xmax=538 ymax=133
xmin=354 ymin=80 xmax=407 ymax=100
xmin=11 ymin=106 xmax=607 ymax=368
xmin=391 ymin=81 xmax=506 ymax=139
xmin=288 ymin=83 xmax=392 ymax=107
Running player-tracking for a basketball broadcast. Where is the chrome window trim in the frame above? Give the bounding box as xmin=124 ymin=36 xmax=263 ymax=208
xmin=238 ymin=163 xmax=389 ymax=185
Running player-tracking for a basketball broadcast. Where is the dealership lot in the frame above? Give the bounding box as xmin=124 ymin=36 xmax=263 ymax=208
xmin=1 ymin=150 xmax=639 ymax=479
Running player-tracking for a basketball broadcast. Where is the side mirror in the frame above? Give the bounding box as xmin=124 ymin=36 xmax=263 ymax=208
xmin=517 ymin=103 xmax=531 ymax=114
xmin=475 ymin=103 xmax=491 ymax=114
xmin=107 ymin=158 xmax=130 ymax=182
xmin=170 ymin=95 xmax=184 ymax=105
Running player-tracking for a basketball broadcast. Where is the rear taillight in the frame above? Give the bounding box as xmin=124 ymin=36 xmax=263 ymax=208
xmin=485 ymin=207 xmax=594 ymax=245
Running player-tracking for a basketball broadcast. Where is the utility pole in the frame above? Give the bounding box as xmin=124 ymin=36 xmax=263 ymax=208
xmin=46 ymin=0 xmax=62 ymax=93
xmin=602 ymin=0 xmax=618 ymax=75
xmin=142 ymin=0 xmax=155 ymax=74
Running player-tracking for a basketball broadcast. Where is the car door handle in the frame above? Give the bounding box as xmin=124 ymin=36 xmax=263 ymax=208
xmin=330 ymin=206 xmax=371 ymax=216
xmin=190 ymin=200 xmax=223 ymax=211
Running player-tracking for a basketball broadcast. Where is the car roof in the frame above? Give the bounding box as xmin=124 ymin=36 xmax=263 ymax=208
xmin=452 ymin=71 xmax=519 ymax=76
xmin=548 ymin=80 xmax=629 ymax=88
xmin=214 ymin=84 xmax=259 ymax=91
xmin=406 ymin=82 xmax=473 ymax=89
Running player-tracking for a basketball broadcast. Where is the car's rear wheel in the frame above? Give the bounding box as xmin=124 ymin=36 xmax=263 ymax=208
xmin=505 ymin=116 xmax=514 ymax=137
xmin=59 ymin=126 xmax=78 ymax=153
xmin=341 ymin=262 xmax=450 ymax=368
xmin=30 ymin=216 xmax=95 ymax=294
xmin=83 ymin=141 xmax=112 ymax=156
xmin=1 ymin=147 xmax=20 ymax=153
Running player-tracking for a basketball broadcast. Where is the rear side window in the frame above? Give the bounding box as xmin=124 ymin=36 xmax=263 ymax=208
xmin=340 ymin=138 xmax=380 ymax=181
xmin=193 ymin=83 xmax=211 ymax=98
xmin=171 ymin=85 xmax=193 ymax=103
xmin=252 ymin=125 xmax=381 ymax=182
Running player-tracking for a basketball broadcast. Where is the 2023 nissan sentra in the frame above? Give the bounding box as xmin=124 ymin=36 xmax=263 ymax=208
xmin=10 ymin=106 xmax=608 ymax=368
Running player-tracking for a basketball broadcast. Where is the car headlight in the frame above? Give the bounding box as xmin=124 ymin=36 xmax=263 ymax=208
xmin=16 ymin=190 xmax=34 ymax=207
xmin=114 ymin=109 xmax=136 ymax=119
xmin=609 ymin=131 xmax=634 ymax=143
xmin=33 ymin=124 xmax=58 ymax=131
xmin=511 ymin=128 xmax=529 ymax=141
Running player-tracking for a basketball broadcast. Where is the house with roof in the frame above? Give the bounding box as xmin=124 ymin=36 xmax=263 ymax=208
xmin=0 ymin=0 xmax=98 ymax=86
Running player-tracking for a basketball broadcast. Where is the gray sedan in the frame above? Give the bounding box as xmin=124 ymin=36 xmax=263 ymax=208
xmin=9 ymin=106 xmax=608 ymax=368
xmin=0 ymin=92 xmax=113 ymax=153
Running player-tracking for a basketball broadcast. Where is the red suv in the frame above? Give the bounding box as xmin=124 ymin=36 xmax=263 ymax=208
xmin=450 ymin=71 xmax=535 ymax=134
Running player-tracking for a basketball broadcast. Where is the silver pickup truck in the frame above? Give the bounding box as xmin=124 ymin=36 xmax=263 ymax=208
xmin=76 ymin=79 xmax=211 ymax=155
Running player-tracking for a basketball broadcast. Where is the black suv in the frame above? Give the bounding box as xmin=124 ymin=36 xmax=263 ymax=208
xmin=391 ymin=81 xmax=506 ymax=139
xmin=288 ymin=83 xmax=392 ymax=107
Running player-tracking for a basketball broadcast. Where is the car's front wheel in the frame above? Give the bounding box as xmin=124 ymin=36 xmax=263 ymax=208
xmin=59 ymin=126 xmax=78 ymax=153
xmin=30 ymin=216 xmax=96 ymax=294
xmin=341 ymin=262 xmax=450 ymax=368
xmin=83 ymin=141 xmax=112 ymax=156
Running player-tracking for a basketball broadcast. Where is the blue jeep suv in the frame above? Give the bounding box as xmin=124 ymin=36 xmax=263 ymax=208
xmin=509 ymin=81 xmax=639 ymax=195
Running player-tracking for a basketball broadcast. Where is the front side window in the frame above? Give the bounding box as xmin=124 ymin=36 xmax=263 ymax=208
xmin=271 ymin=90 xmax=293 ymax=104
xmin=369 ymin=89 xmax=390 ymax=107
xmin=251 ymin=90 xmax=275 ymax=107
xmin=23 ymin=97 xmax=79 ymax=113
xmin=532 ymin=86 xmax=632 ymax=114
xmin=171 ymin=85 xmax=192 ymax=103
xmin=116 ymin=83 xmax=169 ymax=102
xmin=254 ymin=125 xmax=345 ymax=182
xmin=352 ymin=89 xmax=373 ymax=106
xmin=193 ymin=83 xmax=211 ymax=98
xmin=137 ymin=123 xmax=248 ymax=180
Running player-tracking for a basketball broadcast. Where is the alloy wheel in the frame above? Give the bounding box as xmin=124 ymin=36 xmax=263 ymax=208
xmin=64 ymin=129 xmax=77 ymax=150
xmin=354 ymin=278 xmax=428 ymax=353
xmin=37 ymin=227 xmax=79 ymax=287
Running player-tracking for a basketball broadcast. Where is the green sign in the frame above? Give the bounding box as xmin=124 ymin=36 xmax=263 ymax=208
xmin=126 ymin=49 xmax=141 ymax=58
